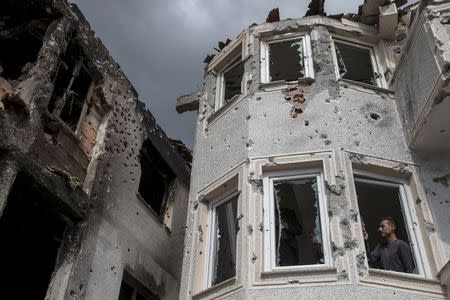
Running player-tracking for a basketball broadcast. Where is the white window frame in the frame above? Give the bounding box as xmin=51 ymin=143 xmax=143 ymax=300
xmin=260 ymin=34 xmax=315 ymax=84
xmin=331 ymin=38 xmax=385 ymax=88
xmin=214 ymin=54 xmax=244 ymax=111
xmin=353 ymin=170 xmax=432 ymax=279
xmin=262 ymin=169 xmax=332 ymax=272
xmin=205 ymin=190 xmax=239 ymax=288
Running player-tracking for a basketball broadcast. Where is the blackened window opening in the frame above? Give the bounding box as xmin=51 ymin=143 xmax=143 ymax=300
xmin=273 ymin=177 xmax=324 ymax=266
xmin=0 ymin=172 xmax=67 ymax=299
xmin=223 ymin=58 xmax=243 ymax=103
xmin=119 ymin=272 xmax=161 ymax=300
xmin=335 ymin=42 xmax=376 ymax=85
xmin=269 ymin=40 xmax=305 ymax=82
xmin=138 ymin=140 xmax=176 ymax=219
xmin=355 ymin=179 xmax=417 ymax=274
xmin=0 ymin=0 xmax=50 ymax=81
xmin=0 ymin=31 xmax=45 ymax=81
xmin=211 ymin=195 xmax=238 ymax=286
xmin=48 ymin=44 xmax=93 ymax=131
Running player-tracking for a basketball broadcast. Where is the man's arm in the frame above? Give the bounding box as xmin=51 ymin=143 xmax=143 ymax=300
xmin=363 ymin=230 xmax=380 ymax=266
xmin=399 ymin=241 xmax=415 ymax=273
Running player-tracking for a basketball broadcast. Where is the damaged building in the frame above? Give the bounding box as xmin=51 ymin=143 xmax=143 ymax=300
xmin=178 ymin=0 xmax=450 ymax=299
xmin=0 ymin=0 xmax=190 ymax=299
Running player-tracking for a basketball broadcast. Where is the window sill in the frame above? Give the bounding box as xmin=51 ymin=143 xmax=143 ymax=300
xmin=255 ymin=265 xmax=338 ymax=286
xmin=44 ymin=112 xmax=89 ymax=157
xmin=338 ymin=78 xmax=394 ymax=95
xmin=261 ymin=265 xmax=336 ymax=277
xmin=192 ymin=277 xmax=242 ymax=300
xmin=259 ymin=77 xmax=314 ymax=92
xmin=360 ymin=268 xmax=443 ymax=295
xmin=206 ymin=93 xmax=246 ymax=127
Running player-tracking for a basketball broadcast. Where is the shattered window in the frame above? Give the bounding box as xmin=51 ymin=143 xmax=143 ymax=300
xmin=355 ymin=176 xmax=423 ymax=275
xmin=223 ymin=58 xmax=244 ymax=104
xmin=334 ymin=41 xmax=378 ymax=86
xmin=272 ymin=177 xmax=325 ymax=266
xmin=269 ymin=39 xmax=305 ymax=82
xmin=119 ymin=271 xmax=160 ymax=300
xmin=48 ymin=45 xmax=94 ymax=132
xmin=138 ymin=140 xmax=176 ymax=220
xmin=209 ymin=194 xmax=238 ymax=286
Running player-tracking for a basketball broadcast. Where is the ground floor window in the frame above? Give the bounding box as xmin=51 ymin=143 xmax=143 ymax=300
xmin=355 ymin=175 xmax=428 ymax=276
xmin=207 ymin=192 xmax=239 ymax=287
xmin=263 ymin=171 xmax=331 ymax=271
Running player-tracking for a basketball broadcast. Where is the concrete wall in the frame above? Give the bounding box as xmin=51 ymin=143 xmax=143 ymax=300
xmin=180 ymin=14 xmax=449 ymax=300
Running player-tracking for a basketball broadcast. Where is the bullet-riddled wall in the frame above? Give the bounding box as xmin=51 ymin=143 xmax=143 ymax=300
xmin=179 ymin=4 xmax=450 ymax=299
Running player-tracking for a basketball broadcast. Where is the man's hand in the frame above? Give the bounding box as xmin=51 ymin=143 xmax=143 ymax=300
xmin=363 ymin=229 xmax=368 ymax=240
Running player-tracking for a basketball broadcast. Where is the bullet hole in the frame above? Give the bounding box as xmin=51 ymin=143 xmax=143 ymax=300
xmin=354 ymin=140 xmax=360 ymax=146
xmin=136 ymin=211 xmax=139 ymax=215
xmin=304 ymin=120 xmax=309 ymax=126
xmin=370 ymin=113 xmax=380 ymax=120
xmin=320 ymin=133 xmax=328 ymax=139
xmin=291 ymin=107 xmax=303 ymax=118
xmin=246 ymin=115 xmax=251 ymax=120
xmin=440 ymin=129 xmax=445 ymax=133
xmin=324 ymin=140 xmax=332 ymax=145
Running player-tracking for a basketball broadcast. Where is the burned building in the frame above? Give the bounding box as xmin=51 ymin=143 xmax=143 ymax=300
xmin=0 ymin=0 xmax=190 ymax=299
xmin=178 ymin=0 xmax=450 ymax=299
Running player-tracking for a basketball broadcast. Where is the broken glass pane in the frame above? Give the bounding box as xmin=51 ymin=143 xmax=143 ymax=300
xmin=334 ymin=42 xmax=375 ymax=85
xmin=223 ymin=59 xmax=243 ymax=104
xmin=269 ymin=39 xmax=305 ymax=82
xmin=273 ymin=177 xmax=324 ymax=266
xmin=335 ymin=45 xmax=347 ymax=77
xmin=211 ymin=195 xmax=238 ymax=286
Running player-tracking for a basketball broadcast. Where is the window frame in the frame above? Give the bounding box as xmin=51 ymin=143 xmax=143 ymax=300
xmin=353 ymin=169 xmax=433 ymax=279
xmin=120 ymin=269 xmax=160 ymax=300
xmin=214 ymin=54 xmax=244 ymax=111
xmin=260 ymin=34 xmax=314 ymax=84
xmin=262 ymin=168 xmax=332 ymax=272
xmin=205 ymin=190 xmax=240 ymax=288
xmin=51 ymin=59 xmax=95 ymax=135
xmin=137 ymin=140 xmax=177 ymax=229
xmin=331 ymin=38 xmax=386 ymax=88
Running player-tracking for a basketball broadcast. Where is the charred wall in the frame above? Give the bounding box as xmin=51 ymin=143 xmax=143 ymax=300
xmin=0 ymin=1 xmax=190 ymax=299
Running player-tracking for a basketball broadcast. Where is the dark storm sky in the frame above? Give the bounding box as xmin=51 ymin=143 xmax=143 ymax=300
xmin=72 ymin=0 xmax=361 ymax=148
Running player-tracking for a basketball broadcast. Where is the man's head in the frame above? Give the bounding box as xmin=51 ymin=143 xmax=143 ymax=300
xmin=378 ymin=217 xmax=397 ymax=239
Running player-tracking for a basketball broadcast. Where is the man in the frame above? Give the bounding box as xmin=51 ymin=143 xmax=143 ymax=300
xmin=363 ymin=217 xmax=415 ymax=273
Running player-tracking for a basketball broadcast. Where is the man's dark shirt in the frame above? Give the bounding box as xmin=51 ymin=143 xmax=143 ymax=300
xmin=367 ymin=239 xmax=415 ymax=273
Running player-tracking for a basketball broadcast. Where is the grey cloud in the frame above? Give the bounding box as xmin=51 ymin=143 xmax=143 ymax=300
xmin=72 ymin=0 xmax=368 ymax=148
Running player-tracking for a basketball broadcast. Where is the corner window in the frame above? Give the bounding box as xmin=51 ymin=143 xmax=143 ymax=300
xmin=206 ymin=192 xmax=239 ymax=287
xmin=138 ymin=140 xmax=176 ymax=222
xmin=263 ymin=171 xmax=331 ymax=271
xmin=333 ymin=40 xmax=381 ymax=87
xmin=354 ymin=174 xmax=430 ymax=277
xmin=215 ymin=55 xmax=244 ymax=110
xmin=261 ymin=35 xmax=314 ymax=83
